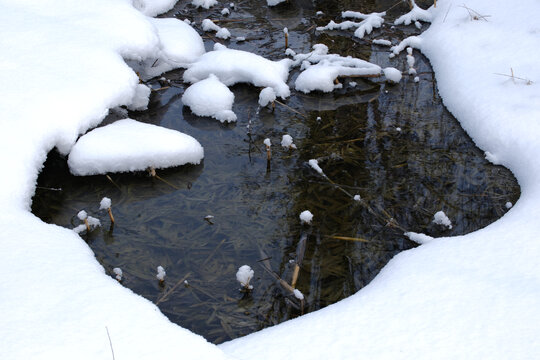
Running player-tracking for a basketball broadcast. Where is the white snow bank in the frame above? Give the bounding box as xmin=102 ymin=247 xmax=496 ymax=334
xmin=132 ymin=0 xmax=177 ymax=17
xmin=0 ymin=1 xmax=233 ymax=358
xmin=130 ymin=17 xmax=205 ymax=79
xmin=317 ymin=11 xmax=385 ymax=39
xmin=182 ymin=74 xmax=237 ymax=122
xmin=68 ymin=119 xmax=204 ymax=175
xmin=184 ymin=44 xmax=292 ymax=99
xmin=220 ymin=0 xmax=540 ymax=359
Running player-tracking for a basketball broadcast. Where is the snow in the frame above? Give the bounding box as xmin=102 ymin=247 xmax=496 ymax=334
xmin=308 ymin=159 xmax=324 ymax=175
xmin=293 ymin=289 xmax=304 ymax=300
xmin=129 ymin=17 xmax=205 ymax=79
xmin=201 ymin=19 xmax=231 ymax=40
xmin=68 ymin=119 xmax=204 ymax=175
xmin=505 ymin=202 xmax=513 ymax=209
xmin=404 ymin=231 xmax=434 ymax=245
xmin=77 ymin=210 xmax=89 ymax=221
xmin=317 ymin=12 xmax=385 ymax=39
xmin=267 ymin=0 xmax=286 ymax=6
xmin=184 ymin=44 xmax=292 ymax=99
xmin=221 ymin=0 xmax=540 ymax=359
xmin=299 ymin=210 xmax=313 ymax=225
xmin=281 ymin=135 xmax=296 ymax=149
xmin=99 ymin=197 xmax=112 ymax=210
xmin=221 ymin=8 xmax=230 ymax=16
xmin=236 ymin=265 xmax=254 ymax=289
xmin=353 ymin=195 xmax=361 ymax=201
xmin=113 ymin=267 xmax=123 ymax=281
xmin=192 ymin=0 xmax=217 ymax=9
xmin=394 ymin=0 xmax=432 ymax=26
xmin=433 ymin=210 xmax=453 ymax=229
xmin=258 ymin=87 xmax=277 ymax=107
xmin=372 ymin=39 xmax=392 ymax=46
xmin=3 ymin=0 xmax=540 ymax=359
xmin=383 ymin=67 xmax=402 ymax=83
xmin=156 ymin=266 xmax=166 ymax=281
xmin=263 ymin=138 xmax=272 ymax=148
xmin=293 ymin=45 xmax=381 ymax=93
xmin=182 ymin=74 xmax=237 ymax=122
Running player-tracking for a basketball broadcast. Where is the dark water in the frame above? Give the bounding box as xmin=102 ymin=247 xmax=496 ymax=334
xmin=32 ymin=0 xmax=519 ymax=344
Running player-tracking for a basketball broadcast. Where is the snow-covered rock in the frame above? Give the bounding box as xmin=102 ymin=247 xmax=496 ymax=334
xmin=68 ymin=119 xmax=204 ymax=175
xmin=182 ymin=74 xmax=237 ymax=122
xmin=184 ymin=44 xmax=292 ymax=99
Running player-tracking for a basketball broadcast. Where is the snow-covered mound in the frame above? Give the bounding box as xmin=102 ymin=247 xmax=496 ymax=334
xmin=68 ymin=119 xmax=204 ymax=175
xmin=130 ymin=17 xmax=205 ymax=79
xmin=184 ymin=44 xmax=292 ymax=99
xmin=293 ymin=44 xmax=382 ymax=93
xmin=317 ymin=11 xmax=385 ymax=39
xmin=182 ymin=74 xmax=237 ymax=122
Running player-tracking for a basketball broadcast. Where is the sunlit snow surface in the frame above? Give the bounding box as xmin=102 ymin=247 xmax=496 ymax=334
xmin=68 ymin=119 xmax=204 ymax=175
xmin=1 ymin=0 xmax=540 ymax=360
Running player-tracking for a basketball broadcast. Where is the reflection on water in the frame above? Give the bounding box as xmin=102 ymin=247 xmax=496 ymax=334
xmin=32 ymin=0 xmax=518 ymax=344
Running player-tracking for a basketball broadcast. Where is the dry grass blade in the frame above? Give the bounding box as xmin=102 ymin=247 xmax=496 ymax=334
xmin=105 ymin=327 xmax=115 ymax=360
xmin=274 ymin=99 xmax=307 ymax=118
xmin=326 ymin=235 xmax=370 ymax=242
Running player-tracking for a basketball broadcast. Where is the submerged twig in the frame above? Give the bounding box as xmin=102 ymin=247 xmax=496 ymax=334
xmin=274 ymin=99 xmax=307 ymax=118
xmin=155 ymin=272 xmax=192 ymax=305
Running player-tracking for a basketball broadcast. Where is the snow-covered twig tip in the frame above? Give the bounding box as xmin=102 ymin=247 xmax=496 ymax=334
xmin=100 ymin=197 xmax=115 ymax=223
xmin=236 ymin=265 xmax=254 ymax=291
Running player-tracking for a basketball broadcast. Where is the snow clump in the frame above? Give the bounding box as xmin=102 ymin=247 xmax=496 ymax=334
xmin=293 ymin=289 xmax=304 ymax=300
xmin=308 ymin=159 xmax=324 ymax=175
xmin=299 ymin=210 xmax=313 ymax=225
xmin=394 ymin=0 xmax=432 ymax=26
xmin=201 ymin=19 xmax=231 ymax=40
xmin=99 ymin=197 xmax=112 ymax=210
xmin=433 ymin=211 xmax=452 ymax=229
xmin=317 ymin=11 xmax=385 ymax=39
xmin=505 ymin=202 xmax=513 ymax=209
xmin=113 ymin=268 xmax=123 ymax=282
xmin=383 ymin=67 xmax=402 ymax=83
xmin=236 ymin=265 xmax=254 ymax=290
xmin=293 ymin=44 xmax=381 ymax=93
xmin=405 ymin=231 xmax=434 ymax=245
xmin=281 ymin=135 xmax=296 ymax=149
xmin=373 ymin=39 xmax=392 ymax=46
xmin=156 ymin=266 xmax=166 ymax=281
xmin=353 ymin=195 xmax=361 ymax=201
xmin=182 ymin=74 xmax=237 ymax=122
xmin=184 ymin=44 xmax=292 ymax=99
xmin=129 ymin=18 xmax=205 ymax=80
xmin=68 ymin=119 xmax=204 ymax=175
xmin=259 ymin=87 xmax=276 ymax=107
xmin=192 ymin=0 xmax=217 ymax=9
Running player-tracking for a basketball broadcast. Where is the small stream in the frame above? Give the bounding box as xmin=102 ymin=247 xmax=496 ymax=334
xmin=32 ymin=0 xmax=519 ymax=344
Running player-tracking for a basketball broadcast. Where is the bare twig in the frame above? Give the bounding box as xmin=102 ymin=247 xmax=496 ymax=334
xmin=105 ymin=327 xmax=115 ymax=360
xmin=155 ymin=272 xmax=192 ymax=305
xmin=274 ymin=99 xmax=307 ymax=118
xmin=459 ymin=4 xmax=490 ymax=21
